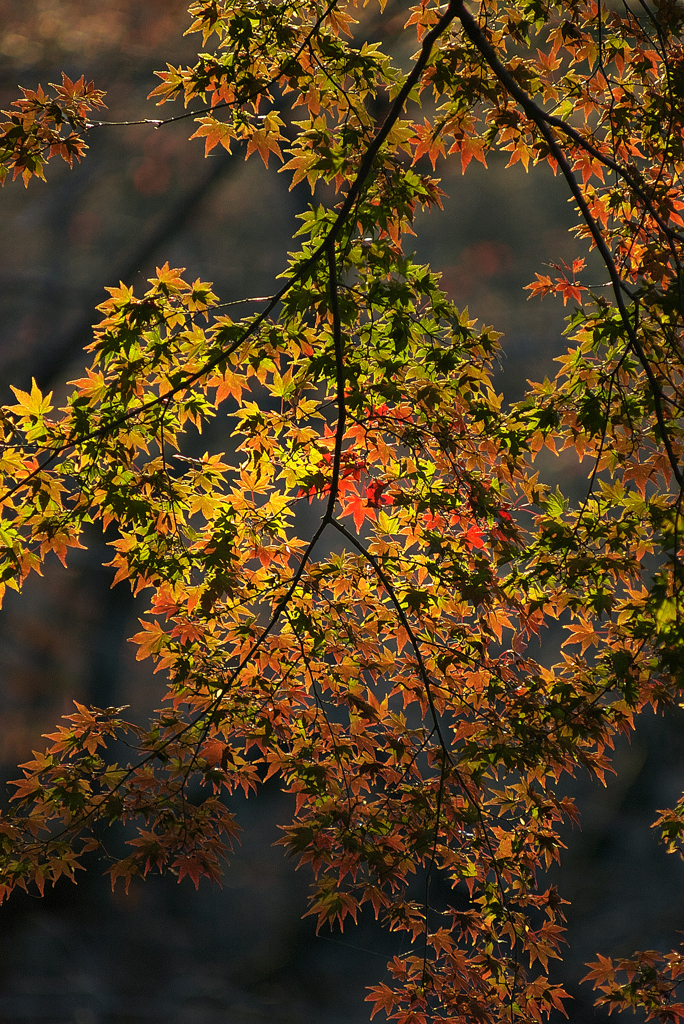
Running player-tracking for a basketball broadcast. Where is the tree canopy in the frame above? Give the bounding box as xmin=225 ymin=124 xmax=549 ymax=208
xmin=2 ymin=0 xmax=684 ymax=1020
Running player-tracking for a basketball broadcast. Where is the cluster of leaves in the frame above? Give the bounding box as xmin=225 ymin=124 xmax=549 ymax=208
xmin=2 ymin=0 xmax=684 ymax=1021
xmin=584 ymin=949 xmax=684 ymax=1020
xmin=0 ymin=74 xmax=106 ymax=186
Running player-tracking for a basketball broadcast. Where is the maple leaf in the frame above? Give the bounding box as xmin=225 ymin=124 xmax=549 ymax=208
xmin=366 ymin=983 xmax=399 ymax=1018
xmin=554 ymin=276 xmax=586 ymax=306
xmin=525 ymin=273 xmax=554 ymax=300
xmin=463 ymin=524 xmax=486 ymax=550
xmin=190 ymin=115 xmax=235 ymax=156
xmin=131 ymin=620 xmax=168 ymax=660
xmin=174 ymin=853 xmax=207 ymax=888
xmin=9 ymin=379 xmax=53 ymax=419
xmin=411 ymin=119 xmax=446 ymax=170
xmin=366 ymin=479 xmax=393 ymax=508
xmin=582 ymin=954 xmax=616 ymax=986
xmin=341 ymin=490 xmax=371 ymax=532
xmin=562 ymin=617 xmax=602 ymax=654
xmin=108 ymin=857 xmax=139 ymax=894
xmin=281 ymin=149 xmax=320 ymax=190
xmin=244 ymin=116 xmax=284 ymax=168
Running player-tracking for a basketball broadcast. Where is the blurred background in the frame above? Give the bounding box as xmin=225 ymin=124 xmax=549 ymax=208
xmin=1 ymin=2 xmax=683 ymax=1021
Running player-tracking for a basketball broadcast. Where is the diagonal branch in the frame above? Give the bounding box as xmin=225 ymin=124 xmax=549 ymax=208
xmin=330 ymin=515 xmax=521 ymax=1006
xmin=454 ymin=0 xmax=684 ymax=490
xmin=2 ymin=1 xmax=461 ymax=506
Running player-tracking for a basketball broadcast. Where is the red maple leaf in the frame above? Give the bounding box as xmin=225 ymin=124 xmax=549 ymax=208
xmin=463 ymin=524 xmax=486 ymax=550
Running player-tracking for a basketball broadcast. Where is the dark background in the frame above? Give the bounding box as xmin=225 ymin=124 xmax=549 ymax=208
xmin=1 ymin=2 xmax=683 ymax=1021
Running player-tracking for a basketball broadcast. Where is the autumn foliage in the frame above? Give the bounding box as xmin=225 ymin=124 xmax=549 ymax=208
xmin=2 ymin=0 xmax=684 ymax=1020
